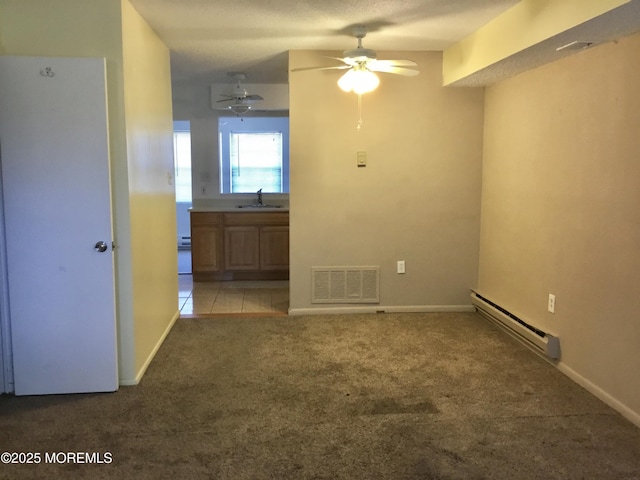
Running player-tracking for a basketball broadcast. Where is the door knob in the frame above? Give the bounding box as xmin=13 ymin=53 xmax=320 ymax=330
xmin=94 ymin=241 xmax=108 ymax=253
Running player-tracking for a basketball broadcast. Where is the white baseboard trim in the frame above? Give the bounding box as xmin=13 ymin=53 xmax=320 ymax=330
xmin=557 ymin=362 xmax=640 ymax=428
xmin=288 ymin=304 xmax=476 ymax=316
xmin=119 ymin=309 xmax=180 ymax=386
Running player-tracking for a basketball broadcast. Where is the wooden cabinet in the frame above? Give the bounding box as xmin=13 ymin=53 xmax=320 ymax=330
xmin=190 ymin=212 xmax=223 ymax=278
xmin=224 ymin=226 xmax=260 ymax=270
xmin=260 ymin=226 xmax=289 ymax=270
xmin=191 ymin=210 xmax=288 ymax=281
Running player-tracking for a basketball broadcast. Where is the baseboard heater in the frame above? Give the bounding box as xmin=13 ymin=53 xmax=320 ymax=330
xmin=470 ymin=290 xmax=560 ymax=360
xmin=178 ymin=236 xmax=191 ymax=250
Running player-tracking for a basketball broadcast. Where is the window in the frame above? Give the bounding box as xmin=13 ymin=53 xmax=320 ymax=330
xmin=173 ymin=121 xmax=192 ymax=203
xmin=229 ymin=132 xmax=282 ymax=193
xmin=219 ymin=116 xmax=289 ymax=194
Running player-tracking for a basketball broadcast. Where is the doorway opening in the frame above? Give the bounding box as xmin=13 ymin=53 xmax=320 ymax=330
xmin=175 ymin=118 xmax=290 ymax=317
xmin=173 ymin=120 xmax=192 ymax=275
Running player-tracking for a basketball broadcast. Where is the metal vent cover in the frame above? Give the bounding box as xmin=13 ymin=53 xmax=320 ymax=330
xmin=312 ymin=267 xmax=379 ymax=304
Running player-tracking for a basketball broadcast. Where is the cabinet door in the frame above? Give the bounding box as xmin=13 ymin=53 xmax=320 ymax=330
xmin=191 ymin=225 xmax=222 ymax=272
xmin=260 ymin=226 xmax=290 ymax=270
xmin=225 ymin=226 xmax=260 ymax=270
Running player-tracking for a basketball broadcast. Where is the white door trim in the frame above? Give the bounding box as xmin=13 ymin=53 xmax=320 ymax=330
xmin=0 ymin=167 xmax=14 ymax=394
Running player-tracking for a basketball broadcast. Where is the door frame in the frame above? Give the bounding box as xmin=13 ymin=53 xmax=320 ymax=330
xmin=0 ymin=161 xmax=14 ymax=394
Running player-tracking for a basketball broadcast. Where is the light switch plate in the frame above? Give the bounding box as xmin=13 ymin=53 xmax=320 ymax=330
xmin=357 ymin=151 xmax=366 ymax=167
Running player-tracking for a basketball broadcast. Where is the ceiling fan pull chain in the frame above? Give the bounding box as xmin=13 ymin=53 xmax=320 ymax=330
xmin=357 ymin=94 xmax=363 ymax=131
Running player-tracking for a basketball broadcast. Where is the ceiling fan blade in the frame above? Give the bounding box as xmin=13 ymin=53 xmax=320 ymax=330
xmin=369 ymin=64 xmax=419 ymax=76
xmin=218 ymin=94 xmax=263 ymax=103
xmin=325 ymin=56 xmax=350 ymax=64
xmin=371 ymin=59 xmax=417 ymax=68
xmin=291 ymin=65 xmax=350 ymax=72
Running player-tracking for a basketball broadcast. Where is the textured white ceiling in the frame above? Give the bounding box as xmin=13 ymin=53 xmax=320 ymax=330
xmin=128 ymin=0 xmax=520 ymax=85
xmin=128 ymin=0 xmax=640 ymax=87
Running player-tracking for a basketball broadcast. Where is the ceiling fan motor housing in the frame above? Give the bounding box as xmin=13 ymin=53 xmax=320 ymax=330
xmin=230 ymin=86 xmax=249 ymax=98
xmin=343 ymin=47 xmax=377 ymax=64
xmin=227 ymin=72 xmax=249 ymax=98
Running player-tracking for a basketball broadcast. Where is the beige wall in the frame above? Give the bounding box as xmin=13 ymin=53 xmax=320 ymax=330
xmin=121 ymin=0 xmax=178 ymax=379
xmin=0 ymin=0 xmax=178 ymax=385
xmin=480 ymin=32 xmax=640 ymax=422
xmin=288 ymin=51 xmax=485 ymax=313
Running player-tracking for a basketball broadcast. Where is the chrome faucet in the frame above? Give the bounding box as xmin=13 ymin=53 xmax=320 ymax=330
xmin=256 ymin=188 xmax=263 ymax=206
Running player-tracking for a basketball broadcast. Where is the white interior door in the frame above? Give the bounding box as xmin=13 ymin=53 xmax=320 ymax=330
xmin=0 ymin=56 xmax=118 ymax=395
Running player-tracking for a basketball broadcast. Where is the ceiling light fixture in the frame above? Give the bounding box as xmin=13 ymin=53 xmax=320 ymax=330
xmin=227 ymin=104 xmax=252 ymax=115
xmin=337 ymin=64 xmax=379 ymax=131
xmin=337 ymin=65 xmax=380 ymax=94
xmin=292 ymin=26 xmax=419 ymax=130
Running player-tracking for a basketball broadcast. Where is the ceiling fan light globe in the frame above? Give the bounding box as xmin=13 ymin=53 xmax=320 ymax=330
xmin=228 ymin=104 xmax=251 ymax=115
xmin=337 ymin=69 xmax=356 ymax=92
xmin=355 ymin=70 xmax=379 ymax=94
xmin=338 ymin=68 xmax=379 ymax=94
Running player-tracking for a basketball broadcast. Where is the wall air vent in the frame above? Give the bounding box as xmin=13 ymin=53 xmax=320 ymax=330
xmin=312 ymin=267 xmax=379 ymax=304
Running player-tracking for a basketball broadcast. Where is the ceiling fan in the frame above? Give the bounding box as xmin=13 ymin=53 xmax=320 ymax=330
xmin=216 ymin=72 xmax=264 ymax=114
xmin=292 ymin=26 xmax=419 ymax=94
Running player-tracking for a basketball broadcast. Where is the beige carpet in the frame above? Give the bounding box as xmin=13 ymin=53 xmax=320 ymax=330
xmin=1 ymin=312 xmax=639 ymax=479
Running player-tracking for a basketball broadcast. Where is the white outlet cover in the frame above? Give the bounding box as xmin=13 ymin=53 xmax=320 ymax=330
xmin=548 ymin=294 xmax=556 ymax=313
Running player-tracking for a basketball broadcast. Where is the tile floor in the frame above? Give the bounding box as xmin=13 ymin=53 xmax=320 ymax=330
xmin=179 ymin=274 xmax=289 ymax=317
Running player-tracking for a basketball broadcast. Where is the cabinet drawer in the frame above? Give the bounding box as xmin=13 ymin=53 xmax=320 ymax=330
xmin=223 ymin=212 xmax=289 ymax=226
xmin=190 ymin=212 xmax=222 ymax=226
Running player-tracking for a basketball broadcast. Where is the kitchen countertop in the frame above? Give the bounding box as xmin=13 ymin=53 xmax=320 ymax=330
xmin=189 ymin=206 xmax=289 ymax=212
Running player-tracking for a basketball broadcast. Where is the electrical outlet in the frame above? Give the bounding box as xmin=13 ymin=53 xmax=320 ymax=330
xmin=548 ymin=294 xmax=556 ymax=314
xmin=397 ymin=260 xmax=405 ymax=274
